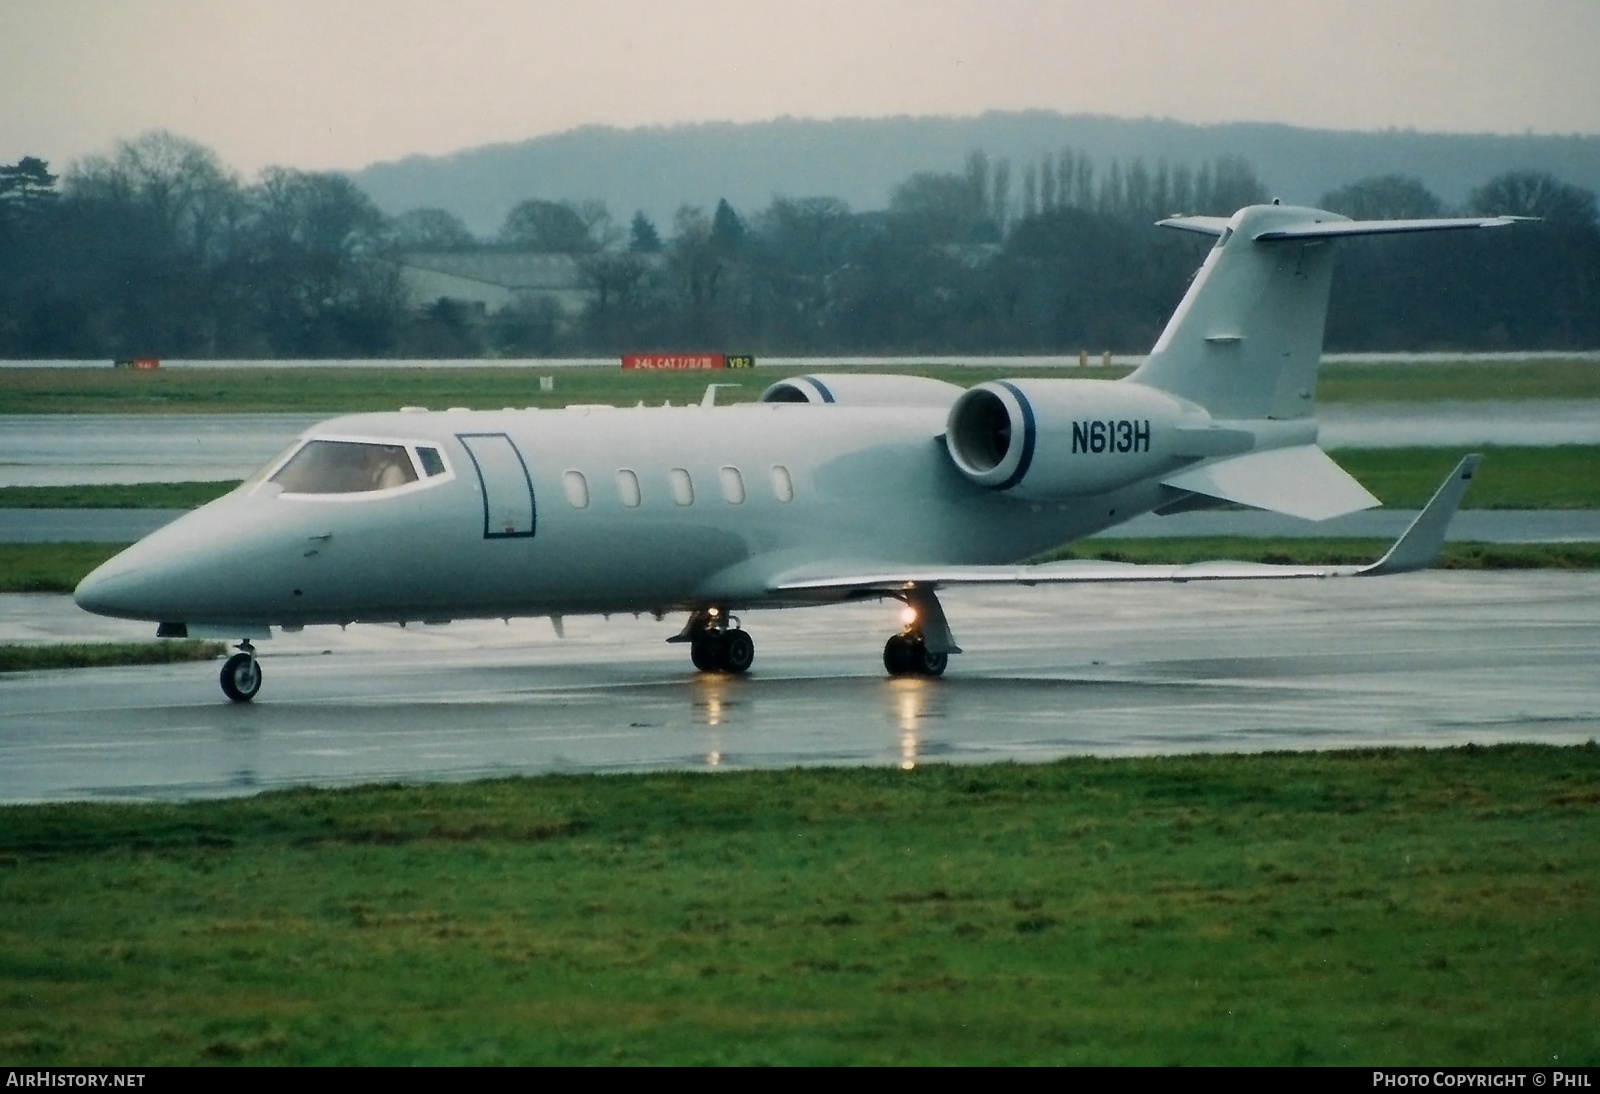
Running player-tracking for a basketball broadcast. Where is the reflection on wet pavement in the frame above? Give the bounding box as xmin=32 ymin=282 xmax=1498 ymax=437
xmin=2 ymin=573 xmax=1596 ymax=803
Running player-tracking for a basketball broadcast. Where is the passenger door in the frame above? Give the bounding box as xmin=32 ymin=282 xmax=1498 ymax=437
xmin=457 ymin=433 xmax=536 ymax=538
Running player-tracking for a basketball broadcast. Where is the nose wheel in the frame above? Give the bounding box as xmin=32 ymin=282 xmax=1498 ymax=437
xmin=884 ymin=632 xmax=947 ymax=677
xmin=220 ymin=641 xmax=262 ymax=702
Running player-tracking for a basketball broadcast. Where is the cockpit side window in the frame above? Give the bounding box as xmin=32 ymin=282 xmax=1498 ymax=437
xmin=271 ymin=440 xmax=420 ymax=494
xmin=417 ymin=447 xmax=446 ymax=477
xmin=241 ymin=440 xmax=303 ymax=490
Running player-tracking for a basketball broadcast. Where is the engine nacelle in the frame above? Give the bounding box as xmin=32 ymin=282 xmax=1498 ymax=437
xmin=759 ymin=373 xmax=963 ymax=408
xmin=945 ymin=379 xmax=1200 ymax=499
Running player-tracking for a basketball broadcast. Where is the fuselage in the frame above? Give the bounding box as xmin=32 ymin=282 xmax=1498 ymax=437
xmin=73 ymin=397 xmax=1179 ymax=630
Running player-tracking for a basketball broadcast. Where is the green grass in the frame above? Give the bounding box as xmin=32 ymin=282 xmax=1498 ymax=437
xmin=0 ymin=365 xmax=808 ymax=414
xmin=0 ymin=543 xmax=125 ymax=592
xmin=1317 ymin=359 xmax=1600 ymax=403
xmin=0 ymin=747 xmax=1594 ymax=1064
xmin=0 ymin=481 xmax=241 ymax=509
xmin=0 ymin=640 xmax=225 ymax=672
xmin=1 ymin=359 xmax=1596 ymax=414
xmin=1332 ymin=446 xmax=1600 ymax=509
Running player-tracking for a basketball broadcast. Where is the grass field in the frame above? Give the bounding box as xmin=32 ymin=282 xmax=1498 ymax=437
xmin=0 ymin=640 xmax=224 ymax=672
xmin=0 ymin=482 xmax=241 ymax=510
xmin=0 ymin=746 xmax=1594 ymax=1065
xmin=1315 ymin=358 xmax=1600 ymax=403
xmin=2 ymin=359 xmax=1598 ymax=414
xmin=1333 ymin=446 xmax=1600 ymax=509
xmin=0 ymin=543 xmax=124 ymax=593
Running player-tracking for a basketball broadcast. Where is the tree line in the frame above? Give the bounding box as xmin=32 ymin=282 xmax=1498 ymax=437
xmin=2 ymin=132 xmax=1596 ymax=359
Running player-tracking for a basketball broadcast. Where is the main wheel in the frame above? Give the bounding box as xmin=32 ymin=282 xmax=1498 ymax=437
xmin=220 ymin=652 xmax=262 ymax=702
xmin=720 ymin=629 xmax=754 ymax=674
xmin=915 ymin=647 xmax=949 ymax=677
xmin=690 ymin=633 xmax=722 ymax=672
xmin=883 ymin=634 xmax=916 ymax=676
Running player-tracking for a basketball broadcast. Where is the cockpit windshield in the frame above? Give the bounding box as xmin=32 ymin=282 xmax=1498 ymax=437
xmin=270 ymin=440 xmax=420 ymax=494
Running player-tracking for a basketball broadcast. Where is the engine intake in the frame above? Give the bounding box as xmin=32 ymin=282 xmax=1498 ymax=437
xmin=945 ymin=379 xmax=1195 ymax=499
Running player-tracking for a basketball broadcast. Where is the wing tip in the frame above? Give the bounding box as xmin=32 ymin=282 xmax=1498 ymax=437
xmin=1360 ymin=453 xmax=1480 ymax=576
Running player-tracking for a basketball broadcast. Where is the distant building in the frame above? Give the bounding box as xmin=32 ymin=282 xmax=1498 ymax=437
xmin=398 ymin=252 xmax=592 ymax=315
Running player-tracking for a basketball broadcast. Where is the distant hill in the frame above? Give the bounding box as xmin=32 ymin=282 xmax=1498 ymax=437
xmin=349 ymin=111 xmax=1600 ymax=237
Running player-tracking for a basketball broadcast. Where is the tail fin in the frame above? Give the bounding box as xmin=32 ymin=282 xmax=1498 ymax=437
xmin=1127 ymin=205 xmax=1522 ymax=421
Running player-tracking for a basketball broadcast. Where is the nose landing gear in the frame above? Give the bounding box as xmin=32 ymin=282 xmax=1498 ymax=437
xmin=220 ymin=640 xmax=262 ymax=702
xmin=671 ymin=608 xmax=755 ymax=675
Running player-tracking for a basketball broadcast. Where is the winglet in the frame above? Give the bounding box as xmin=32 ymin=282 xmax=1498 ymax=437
xmin=1359 ymin=454 xmax=1480 ymax=576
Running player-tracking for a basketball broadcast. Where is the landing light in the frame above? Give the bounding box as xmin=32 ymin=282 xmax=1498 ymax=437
xmin=900 ymin=606 xmax=917 ymax=626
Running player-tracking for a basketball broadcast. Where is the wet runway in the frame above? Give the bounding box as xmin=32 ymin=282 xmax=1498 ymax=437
xmin=2 ymin=572 xmax=1596 ymax=803
xmin=3 ymin=402 xmax=1598 ymax=486
xmin=0 ymin=414 xmax=318 ymax=487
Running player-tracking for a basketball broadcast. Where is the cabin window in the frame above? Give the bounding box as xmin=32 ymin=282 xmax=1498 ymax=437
xmin=719 ymin=466 xmax=745 ymax=504
xmin=417 ymin=447 xmax=446 ymax=477
xmin=769 ymin=465 xmax=794 ymax=503
xmin=616 ymin=469 xmax=641 ymax=508
xmin=271 ymin=440 xmax=419 ymax=494
xmin=563 ymin=470 xmax=590 ymax=508
xmin=669 ymin=468 xmax=694 ymax=506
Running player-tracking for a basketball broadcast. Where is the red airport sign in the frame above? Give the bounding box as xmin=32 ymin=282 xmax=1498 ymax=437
xmin=621 ymin=354 xmax=754 ymax=370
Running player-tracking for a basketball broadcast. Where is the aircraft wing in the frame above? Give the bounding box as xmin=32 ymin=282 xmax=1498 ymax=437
xmin=772 ymin=455 xmax=1479 ymax=596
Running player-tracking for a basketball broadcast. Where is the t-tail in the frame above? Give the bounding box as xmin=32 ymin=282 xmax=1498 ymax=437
xmin=943 ymin=203 xmax=1522 ymax=523
xmin=1127 ymin=203 xmax=1523 ymax=421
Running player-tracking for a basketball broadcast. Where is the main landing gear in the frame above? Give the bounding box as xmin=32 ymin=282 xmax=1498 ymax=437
xmin=220 ymin=640 xmax=262 ymax=702
xmin=668 ymin=587 xmax=960 ymax=679
xmin=883 ymin=632 xmax=948 ymax=677
xmin=670 ymin=608 xmax=754 ymax=675
xmin=883 ymin=587 xmax=960 ymax=678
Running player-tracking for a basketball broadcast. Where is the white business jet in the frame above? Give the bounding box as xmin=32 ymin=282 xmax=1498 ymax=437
xmin=75 ymin=203 xmax=1519 ymax=701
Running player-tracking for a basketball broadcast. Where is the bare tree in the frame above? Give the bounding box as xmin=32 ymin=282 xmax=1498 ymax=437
xmin=392 ymin=207 xmax=476 ymax=250
xmin=499 ymin=199 xmax=597 ymax=252
xmin=1471 ymin=171 xmax=1598 ymax=229
xmin=1320 ymin=175 xmax=1445 ymax=220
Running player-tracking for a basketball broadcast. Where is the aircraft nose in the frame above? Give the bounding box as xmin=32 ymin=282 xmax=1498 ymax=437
xmin=73 ymin=528 xmax=203 ymax=621
xmin=74 ymin=556 xmax=164 ymax=620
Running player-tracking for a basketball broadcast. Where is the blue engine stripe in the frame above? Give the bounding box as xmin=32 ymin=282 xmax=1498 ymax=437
xmin=994 ymin=381 xmax=1036 ymax=491
xmin=804 ymin=375 xmax=837 ymax=403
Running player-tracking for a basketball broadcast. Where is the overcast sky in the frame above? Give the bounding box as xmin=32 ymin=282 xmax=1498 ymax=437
xmin=4 ymin=0 xmax=1598 ymax=177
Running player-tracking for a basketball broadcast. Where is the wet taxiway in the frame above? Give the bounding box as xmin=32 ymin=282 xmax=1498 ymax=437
xmin=2 ymin=572 xmax=1596 ymax=803
xmin=3 ymin=402 xmax=1598 ymax=487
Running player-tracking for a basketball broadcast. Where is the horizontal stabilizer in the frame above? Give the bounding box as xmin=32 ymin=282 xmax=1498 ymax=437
xmin=1252 ymin=215 xmax=1528 ymax=241
xmin=1159 ymin=445 xmax=1379 ymax=521
xmin=1156 ymin=212 xmax=1527 ymax=241
xmin=1155 ymin=215 xmax=1233 ymax=237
